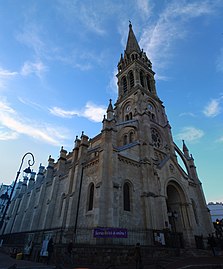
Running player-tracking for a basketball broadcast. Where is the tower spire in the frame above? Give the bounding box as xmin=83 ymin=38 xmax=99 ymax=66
xmin=106 ymin=99 xmax=114 ymax=121
xmin=182 ymin=140 xmax=190 ymax=159
xmin=125 ymin=22 xmax=141 ymax=54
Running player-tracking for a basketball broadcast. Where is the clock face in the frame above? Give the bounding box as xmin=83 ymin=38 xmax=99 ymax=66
xmin=147 ymin=103 xmax=153 ymax=110
xmin=126 ymin=105 xmax=131 ymax=112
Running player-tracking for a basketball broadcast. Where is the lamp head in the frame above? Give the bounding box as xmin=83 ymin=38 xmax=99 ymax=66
xmin=23 ymin=167 xmax=32 ymax=174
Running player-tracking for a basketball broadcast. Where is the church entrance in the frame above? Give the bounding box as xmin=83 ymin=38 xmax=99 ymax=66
xmin=166 ymin=183 xmax=187 ymax=233
xmin=165 ymin=182 xmax=188 ymax=248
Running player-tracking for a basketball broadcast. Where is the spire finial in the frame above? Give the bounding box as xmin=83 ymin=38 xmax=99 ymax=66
xmin=125 ymin=20 xmax=141 ymax=54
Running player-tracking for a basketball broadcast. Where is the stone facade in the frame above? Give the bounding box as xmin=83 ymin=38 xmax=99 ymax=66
xmin=1 ymin=23 xmax=213 ymax=248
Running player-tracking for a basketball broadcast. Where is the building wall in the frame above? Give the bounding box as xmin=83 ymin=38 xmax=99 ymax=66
xmin=1 ymin=24 xmax=214 ymax=248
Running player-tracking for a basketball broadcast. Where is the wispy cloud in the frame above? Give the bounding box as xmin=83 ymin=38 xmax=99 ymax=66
xmin=0 ymin=98 xmax=69 ymax=145
xmin=49 ymin=107 xmax=79 ymax=119
xmin=108 ymin=68 xmax=118 ymax=95
xmin=55 ymin=0 xmax=109 ymax=35
xmin=0 ymin=68 xmax=18 ymax=77
xmin=79 ymin=5 xmax=106 ymax=35
xmin=0 ymin=128 xmax=18 ymax=140
xmin=0 ymin=67 xmax=18 ymax=89
xmin=83 ymin=102 xmax=106 ymax=122
xmin=175 ymin=126 xmax=204 ymax=142
xmin=140 ymin=1 xmax=219 ymax=72
xmin=50 ymin=102 xmax=106 ymax=122
xmin=0 ymin=60 xmax=47 ymax=90
xmin=18 ymin=97 xmax=45 ymax=111
xmin=21 ymin=61 xmax=47 ymax=78
xmin=136 ymin=0 xmax=153 ymax=17
xmin=16 ymin=24 xmax=46 ymax=59
xmin=179 ymin=112 xmax=196 ymax=117
xmin=203 ymin=97 xmax=222 ymax=117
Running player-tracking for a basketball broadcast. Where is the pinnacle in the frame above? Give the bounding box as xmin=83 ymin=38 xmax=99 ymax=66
xmin=125 ymin=23 xmax=141 ymax=54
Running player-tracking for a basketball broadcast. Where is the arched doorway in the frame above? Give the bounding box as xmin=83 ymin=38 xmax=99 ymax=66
xmin=166 ymin=182 xmax=188 ymax=233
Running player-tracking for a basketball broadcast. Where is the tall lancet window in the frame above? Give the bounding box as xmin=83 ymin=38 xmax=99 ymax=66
xmin=122 ymin=76 xmax=127 ymax=93
xmin=129 ymin=71 xmax=134 ymax=88
xmin=88 ymin=183 xmax=94 ymax=211
xmin=123 ymin=134 xmax=128 ymax=145
xmin=140 ymin=71 xmax=145 ymax=87
xmin=129 ymin=131 xmax=134 ymax=143
xmin=123 ymin=182 xmax=131 ymax=211
xmin=147 ymin=75 xmax=151 ymax=92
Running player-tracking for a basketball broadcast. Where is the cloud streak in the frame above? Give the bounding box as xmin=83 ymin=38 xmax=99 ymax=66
xmin=0 ymin=67 xmax=18 ymax=89
xmin=16 ymin=23 xmax=46 ymax=59
xmin=136 ymin=0 xmax=153 ymax=17
xmin=0 ymin=99 xmax=69 ymax=145
xmin=49 ymin=102 xmax=106 ymax=122
xmin=0 ymin=61 xmax=47 ymax=91
xmin=0 ymin=129 xmax=18 ymax=140
xmin=203 ymin=97 xmax=222 ymax=117
xmin=140 ymin=1 xmax=220 ymax=73
xmin=175 ymin=126 xmax=204 ymax=142
xmin=21 ymin=61 xmax=47 ymax=78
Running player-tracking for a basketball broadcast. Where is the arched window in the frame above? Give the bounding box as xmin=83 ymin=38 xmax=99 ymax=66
xmin=129 ymin=112 xmax=132 ymax=120
xmin=151 ymin=128 xmax=162 ymax=148
xmin=122 ymin=77 xmax=127 ymax=93
xmin=147 ymin=75 xmax=151 ymax=92
xmin=123 ymin=183 xmax=131 ymax=211
xmin=129 ymin=71 xmax=134 ymax=88
xmin=123 ymin=134 xmax=128 ymax=145
xmin=129 ymin=131 xmax=134 ymax=143
xmin=88 ymin=183 xmax=94 ymax=211
xmin=140 ymin=71 xmax=144 ymax=87
xmin=125 ymin=115 xmax=129 ymax=121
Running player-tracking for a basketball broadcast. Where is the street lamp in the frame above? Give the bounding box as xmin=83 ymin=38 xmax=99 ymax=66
xmin=0 ymin=152 xmax=35 ymax=233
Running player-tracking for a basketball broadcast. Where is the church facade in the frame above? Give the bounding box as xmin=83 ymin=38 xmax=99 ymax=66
xmin=2 ymin=24 xmax=213 ymax=248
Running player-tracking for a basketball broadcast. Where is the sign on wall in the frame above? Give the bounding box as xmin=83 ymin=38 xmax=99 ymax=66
xmin=93 ymin=227 xmax=128 ymax=238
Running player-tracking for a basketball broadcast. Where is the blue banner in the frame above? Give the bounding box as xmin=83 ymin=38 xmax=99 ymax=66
xmin=93 ymin=227 xmax=128 ymax=238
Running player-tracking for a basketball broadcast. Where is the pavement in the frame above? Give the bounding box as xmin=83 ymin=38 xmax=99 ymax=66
xmin=0 ymin=250 xmax=54 ymax=269
xmin=1 ymin=249 xmax=223 ymax=269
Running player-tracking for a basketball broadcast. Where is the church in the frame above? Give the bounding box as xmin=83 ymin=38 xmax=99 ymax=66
xmin=1 ymin=23 xmax=213 ymax=249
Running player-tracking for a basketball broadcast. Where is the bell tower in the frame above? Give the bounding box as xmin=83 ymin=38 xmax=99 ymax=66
xmin=114 ymin=22 xmax=175 ymax=164
xmin=116 ymin=22 xmax=157 ymax=104
xmin=109 ymin=23 xmax=212 ymax=239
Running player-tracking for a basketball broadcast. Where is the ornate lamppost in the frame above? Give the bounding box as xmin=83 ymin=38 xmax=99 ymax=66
xmin=0 ymin=152 xmax=35 ymax=233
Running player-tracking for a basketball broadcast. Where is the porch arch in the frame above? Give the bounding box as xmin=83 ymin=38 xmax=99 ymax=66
xmin=166 ymin=181 xmax=191 ymax=233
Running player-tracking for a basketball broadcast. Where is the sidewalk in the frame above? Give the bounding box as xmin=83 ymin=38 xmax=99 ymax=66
xmin=0 ymin=251 xmax=55 ymax=269
xmin=1 ymin=250 xmax=223 ymax=269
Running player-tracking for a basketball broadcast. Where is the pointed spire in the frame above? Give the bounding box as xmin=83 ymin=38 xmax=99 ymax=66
xmin=182 ymin=140 xmax=190 ymax=158
xmin=106 ymin=99 xmax=114 ymax=121
xmin=107 ymin=99 xmax=113 ymax=113
xmin=125 ymin=22 xmax=141 ymax=54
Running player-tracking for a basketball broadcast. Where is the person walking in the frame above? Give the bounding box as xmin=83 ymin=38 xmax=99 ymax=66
xmin=47 ymin=238 xmax=54 ymax=264
xmin=134 ymin=242 xmax=143 ymax=269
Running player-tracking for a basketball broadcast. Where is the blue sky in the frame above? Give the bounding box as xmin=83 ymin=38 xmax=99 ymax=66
xmin=0 ymin=0 xmax=223 ymax=203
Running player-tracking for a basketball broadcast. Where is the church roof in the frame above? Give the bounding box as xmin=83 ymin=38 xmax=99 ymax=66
xmin=125 ymin=22 xmax=141 ymax=54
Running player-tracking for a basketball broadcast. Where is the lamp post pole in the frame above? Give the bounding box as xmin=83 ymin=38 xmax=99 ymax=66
xmin=0 ymin=152 xmax=35 ymax=234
